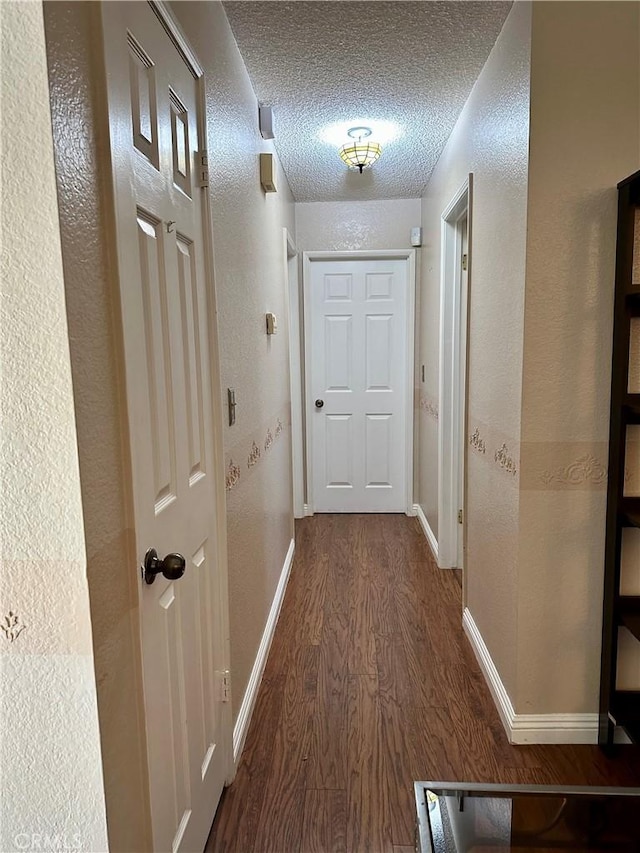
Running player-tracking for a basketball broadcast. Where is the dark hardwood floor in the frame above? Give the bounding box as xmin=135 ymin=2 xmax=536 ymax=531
xmin=207 ymin=514 xmax=639 ymax=853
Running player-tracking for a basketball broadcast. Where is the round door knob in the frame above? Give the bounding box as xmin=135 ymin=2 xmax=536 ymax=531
xmin=315 ymin=399 xmax=324 ymax=409
xmin=142 ymin=548 xmax=186 ymax=585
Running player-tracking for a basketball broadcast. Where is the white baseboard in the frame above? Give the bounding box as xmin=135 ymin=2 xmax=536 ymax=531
xmin=303 ymin=503 xmax=313 ymax=517
xmin=232 ymin=538 xmax=295 ymax=766
xmin=462 ymin=608 xmax=599 ymax=745
xmin=413 ymin=503 xmax=439 ymax=563
xmin=462 ymin=606 xmax=515 ymax=738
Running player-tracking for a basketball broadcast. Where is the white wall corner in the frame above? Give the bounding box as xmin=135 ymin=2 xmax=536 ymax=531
xmin=462 ymin=608 xmax=599 ymax=745
xmin=232 ymin=538 xmax=295 ymax=768
xmin=413 ymin=503 xmax=439 ymax=563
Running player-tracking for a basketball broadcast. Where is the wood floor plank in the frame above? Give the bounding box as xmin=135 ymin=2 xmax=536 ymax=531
xmin=348 ymin=567 xmax=378 ymax=675
xmin=263 ymin=551 xmax=329 ymax=680
xmin=300 ymin=789 xmax=347 ymax=853
xmin=252 ymin=645 xmax=318 ymax=852
xmin=377 ymin=698 xmax=421 ymax=847
xmin=347 ymin=672 xmax=394 ymax=853
xmin=208 ymin=515 xmax=640 ymax=851
xmin=307 ymin=555 xmax=350 ymax=789
xmin=205 ymin=675 xmax=285 ymax=852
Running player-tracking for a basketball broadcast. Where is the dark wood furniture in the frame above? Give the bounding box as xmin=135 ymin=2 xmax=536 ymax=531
xmin=599 ymin=169 xmax=640 ymax=747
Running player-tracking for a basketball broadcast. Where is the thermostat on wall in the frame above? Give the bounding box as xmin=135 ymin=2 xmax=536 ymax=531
xmin=266 ymin=313 xmax=278 ymax=335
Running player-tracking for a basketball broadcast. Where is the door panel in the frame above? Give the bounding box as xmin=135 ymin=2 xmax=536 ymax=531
xmin=365 ymin=414 xmax=393 ymax=487
xmin=325 ymin=414 xmax=354 ymax=487
xmin=309 ymin=258 xmax=409 ymax=512
xmin=365 ymin=314 xmax=393 ymax=390
xmin=103 ymin=4 xmax=228 ymax=850
xmin=325 ymin=315 xmax=353 ymax=390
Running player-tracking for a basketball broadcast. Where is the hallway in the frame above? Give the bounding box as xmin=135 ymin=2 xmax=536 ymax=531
xmin=207 ymin=515 xmax=639 ymax=853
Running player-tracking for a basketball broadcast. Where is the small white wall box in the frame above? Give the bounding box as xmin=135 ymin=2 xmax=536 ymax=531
xmin=266 ymin=313 xmax=278 ymax=335
xmin=260 ymin=153 xmax=277 ymax=193
xmin=411 ymin=226 xmax=423 ymax=247
xmin=259 ymin=104 xmax=275 ymax=139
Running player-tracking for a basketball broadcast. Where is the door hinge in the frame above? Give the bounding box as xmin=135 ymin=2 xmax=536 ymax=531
xmin=197 ymin=150 xmax=209 ymax=188
xmin=217 ymin=670 xmax=231 ymax=703
xmin=462 ymin=253 xmax=468 ymax=271
xmin=458 ymin=509 xmax=463 ymax=524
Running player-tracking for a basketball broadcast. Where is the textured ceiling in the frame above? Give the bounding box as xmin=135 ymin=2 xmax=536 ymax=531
xmin=223 ymin=1 xmax=512 ymax=202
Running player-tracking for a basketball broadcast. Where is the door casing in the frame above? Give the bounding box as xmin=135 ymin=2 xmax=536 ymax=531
xmin=302 ymin=249 xmax=416 ymax=515
xmin=284 ymin=228 xmax=305 ymax=519
xmin=438 ymin=176 xmax=472 ymax=572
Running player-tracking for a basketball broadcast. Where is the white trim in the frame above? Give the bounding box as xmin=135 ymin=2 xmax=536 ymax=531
xmin=405 ymin=252 xmax=417 ymax=514
xmin=438 ymin=178 xmax=470 ymax=570
xmin=232 ymin=538 xmax=295 ymax=766
xmin=462 ymin=607 xmax=514 ymax=738
xmin=510 ymin=714 xmax=600 ymax=745
xmin=463 ymin=608 xmax=600 ymax=745
xmin=149 ymin=1 xmax=204 ymax=77
xmin=413 ymin=504 xmax=438 ymax=563
xmin=303 ymin=249 xmax=416 ymax=514
xmin=283 ymin=229 xmax=304 ymax=519
xmin=303 ymin=503 xmax=314 ymax=517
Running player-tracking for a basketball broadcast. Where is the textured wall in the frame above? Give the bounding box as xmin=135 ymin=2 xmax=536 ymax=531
xmin=295 ymin=199 xmax=422 ymax=251
xmin=170 ymin=1 xmax=296 ymax=725
xmin=516 ymin=1 xmax=640 ymax=714
xmin=1 ymin=2 xmax=108 ymax=850
xmin=418 ymin=1 xmax=532 ymax=697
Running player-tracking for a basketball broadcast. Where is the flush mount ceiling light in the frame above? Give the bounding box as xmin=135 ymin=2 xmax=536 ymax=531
xmin=339 ymin=126 xmax=382 ymax=173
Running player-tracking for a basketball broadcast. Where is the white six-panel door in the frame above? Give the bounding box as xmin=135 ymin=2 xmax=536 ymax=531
xmin=102 ymin=4 xmax=229 ymax=851
xmin=307 ymin=256 xmax=411 ymax=513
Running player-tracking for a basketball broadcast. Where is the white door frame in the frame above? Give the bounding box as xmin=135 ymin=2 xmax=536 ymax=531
xmin=142 ymin=0 xmax=234 ymax=783
xmin=283 ymin=228 xmax=305 ymax=518
xmin=303 ymin=249 xmax=416 ymax=515
xmin=438 ymin=176 xmax=471 ymax=569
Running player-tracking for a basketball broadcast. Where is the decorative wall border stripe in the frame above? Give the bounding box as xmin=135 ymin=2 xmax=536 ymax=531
xmin=469 ymin=427 xmax=486 ymax=455
xmin=539 ymin=453 xmax=607 ymax=487
xmin=466 ymin=419 xmax=520 ymax=481
xmin=1 ymin=611 xmax=26 ymax=643
xmin=418 ymin=391 xmax=439 ymax=420
xmin=225 ymin=410 xmax=289 ymax=492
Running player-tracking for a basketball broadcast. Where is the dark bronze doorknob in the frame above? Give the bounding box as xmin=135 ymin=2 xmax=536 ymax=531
xmin=315 ymin=399 xmax=324 ymax=409
xmin=142 ymin=548 xmax=186 ymax=585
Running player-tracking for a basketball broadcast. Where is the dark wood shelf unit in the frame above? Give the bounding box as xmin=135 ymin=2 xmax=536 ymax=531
xmin=619 ymin=605 xmax=640 ymax=643
xmin=611 ymin=690 xmax=640 ymax=743
xmin=599 ymin=169 xmax=640 ymax=748
xmin=623 ymin=396 xmax=640 ymax=423
xmin=621 ymin=499 xmax=640 ymax=528
xmin=612 ymin=690 xmax=640 ymax=719
xmin=611 ymin=691 xmax=640 ymax=744
xmin=621 ymin=615 xmax=640 ymax=644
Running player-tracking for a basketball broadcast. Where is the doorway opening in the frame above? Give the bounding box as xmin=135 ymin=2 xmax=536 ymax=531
xmin=303 ymin=250 xmax=416 ymax=514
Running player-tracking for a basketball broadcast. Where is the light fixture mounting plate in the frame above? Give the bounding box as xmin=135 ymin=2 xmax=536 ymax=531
xmin=347 ymin=126 xmax=372 ymax=139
